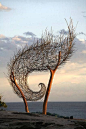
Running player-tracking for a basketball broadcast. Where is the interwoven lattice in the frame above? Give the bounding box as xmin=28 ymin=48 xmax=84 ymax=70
xmin=8 ymin=19 xmax=76 ymax=101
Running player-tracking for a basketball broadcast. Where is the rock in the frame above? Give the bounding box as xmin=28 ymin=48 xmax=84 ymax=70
xmin=0 ymin=111 xmax=86 ymax=129
xmin=70 ymin=116 xmax=73 ymax=119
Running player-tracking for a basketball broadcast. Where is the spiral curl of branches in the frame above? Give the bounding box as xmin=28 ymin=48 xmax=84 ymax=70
xmin=8 ymin=18 xmax=76 ymax=101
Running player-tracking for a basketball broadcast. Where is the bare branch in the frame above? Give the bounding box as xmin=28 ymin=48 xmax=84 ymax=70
xmin=54 ymin=51 xmax=61 ymax=71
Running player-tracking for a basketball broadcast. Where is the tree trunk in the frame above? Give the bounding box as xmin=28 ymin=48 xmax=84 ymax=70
xmin=43 ymin=70 xmax=55 ymax=115
xmin=14 ymin=78 xmax=29 ymax=113
xmin=22 ymin=95 xmax=29 ymax=113
xmin=43 ymin=51 xmax=61 ymax=115
xmin=10 ymin=72 xmax=29 ymax=113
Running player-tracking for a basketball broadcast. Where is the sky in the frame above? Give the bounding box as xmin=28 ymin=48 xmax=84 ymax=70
xmin=0 ymin=0 xmax=86 ymax=102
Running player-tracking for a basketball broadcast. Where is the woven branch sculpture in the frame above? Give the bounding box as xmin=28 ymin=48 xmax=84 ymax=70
xmin=8 ymin=18 xmax=76 ymax=114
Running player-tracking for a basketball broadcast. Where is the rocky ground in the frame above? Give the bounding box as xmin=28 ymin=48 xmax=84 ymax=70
xmin=0 ymin=111 xmax=86 ymax=129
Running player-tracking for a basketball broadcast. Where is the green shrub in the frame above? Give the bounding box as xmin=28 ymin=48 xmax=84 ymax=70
xmin=0 ymin=95 xmax=7 ymax=108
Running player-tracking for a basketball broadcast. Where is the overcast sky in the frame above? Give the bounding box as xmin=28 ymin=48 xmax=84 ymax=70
xmin=0 ymin=0 xmax=86 ymax=102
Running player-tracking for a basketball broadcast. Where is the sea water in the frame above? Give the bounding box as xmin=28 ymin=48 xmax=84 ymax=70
xmin=5 ymin=102 xmax=86 ymax=119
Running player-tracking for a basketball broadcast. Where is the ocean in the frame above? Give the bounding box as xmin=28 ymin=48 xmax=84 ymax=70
xmin=5 ymin=102 xmax=86 ymax=119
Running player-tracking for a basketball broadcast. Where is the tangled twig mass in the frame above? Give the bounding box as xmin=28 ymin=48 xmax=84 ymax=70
xmin=8 ymin=18 xmax=75 ymax=102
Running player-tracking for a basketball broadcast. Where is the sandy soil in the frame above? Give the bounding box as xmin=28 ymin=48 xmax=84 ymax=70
xmin=0 ymin=111 xmax=86 ymax=129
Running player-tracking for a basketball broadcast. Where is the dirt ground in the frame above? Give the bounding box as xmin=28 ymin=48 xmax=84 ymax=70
xmin=0 ymin=111 xmax=86 ymax=129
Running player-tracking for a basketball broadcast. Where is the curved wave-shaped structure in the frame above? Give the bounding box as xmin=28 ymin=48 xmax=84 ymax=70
xmin=8 ymin=18 xmax=75 ymax=101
